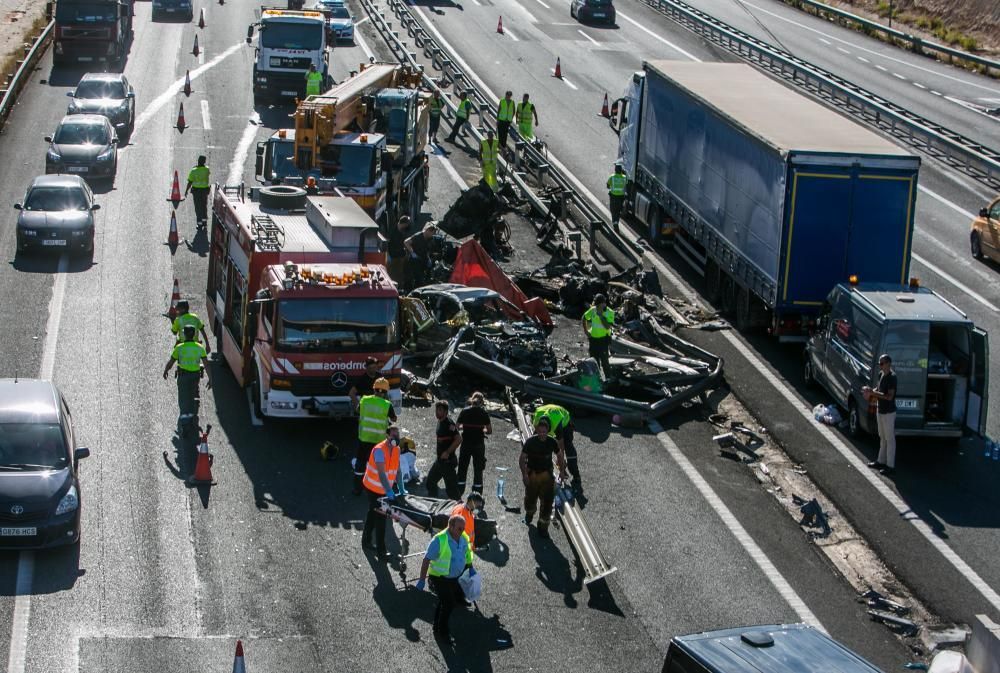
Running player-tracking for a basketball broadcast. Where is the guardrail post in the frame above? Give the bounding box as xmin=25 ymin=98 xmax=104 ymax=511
xmin=568 ymin=231 xmax=582 ymax=259
xmin=559 ymin=190 xmax=568 ymax=219
xmin=589 ymin=221 xmax=600 ymax=254
xmin=537 ymin=163 xmax=549 ymax=186
xmin=513 ymin=141 xmax=523 ymax=170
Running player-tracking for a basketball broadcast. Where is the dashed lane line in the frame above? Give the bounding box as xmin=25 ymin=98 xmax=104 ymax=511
xmin=836 ymin=46 xmax=849 ymax=54
xmin=554 ymin=72 xmax=579 ymax=90
xmin=616 ymin=11 xmax=702 ymax=61
xmin=200 ymin=100 xmax=212 ymax=131
xmin=577 ymin=29 xmax=599 ymax=45
xmin=534 ymin=0 xmax=550 ymax=8
xmin=876 ymin=64 xmax=888 ymax=71
xmin=911 ymin=253 xmax=999 ymax=312
xmin=857 ymin=56 xmax=869 ymax=63
xmin=913 ymin=82 xmax=926 ymax=89
xmin=226 ymin=115 xmax=261 ymax=186
xmin=433 ymin=145 xmax=468 ymax=189
xmin=893 ymin=72 xmax=907 ymax=80
xmin=503 ymin=26 xmax=520 ymax=41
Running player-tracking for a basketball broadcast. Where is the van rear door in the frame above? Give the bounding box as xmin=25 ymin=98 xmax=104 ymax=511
xmin=882 ymin=321 xmax=929 ymax=431
xmin=966 ymin=327 xmax=989 ymax=436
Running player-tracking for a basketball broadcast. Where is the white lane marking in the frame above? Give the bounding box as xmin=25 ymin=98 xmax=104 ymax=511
xmin=354 ymin=15 xmax=370 ymax=26
xmin=200 ymin=100 xmax=212 ymax=130
xmin=132 ymin=42 xmax=242 ymax=139
xmin=858 ymin=56 xmax=869 ymax=63
xmin=617 ymin=11 xmax=702 ymax=61
xmin=512 ymin=0 xmax=538 ymax=22
xmin=354 ymin=21 xmax=375 ymax=59
xmin=913 ymin=82 xmax=926 ymax=89
xmin=931 ymin=90 xmax=942 ymax=96
xmin=535 ymin=0 xmax=550 ymax=7
xmin=6 ymin=551 xmax=35 ymax=673
xmin=40 ymin=254 xmax=69 ymax=380
xmin=836 ymin=46 xmax=850 ymax=54
xmin=911 ymin=253 xmax=999 ymax=312
xmin=650 ymin=423 xmax=825 ymax=631
xmin=919 ymin=184 xmax=978 ymax=220
xmin=226 ymin=116 xmax=260 ymax=185
xmin=893 ymin=72 xmax=907 ymax=80
xmin=818 ymin=37 xmax=830 ymax=45
xmin=469 ymin=0 xmax=481 ymax=6
xmin=876 ymin=64 xmax=888 ymax=71
xmin=413 ymin=0 xmax=1000 ymax=609
xmin=503 ymin=26 xmax=520 ymax=41
xmin=433 ymin=146 xmax=468 ymax=189
xmin=555 ymin=72 xmax=579 ymax=89
xmin=577 ymin=29 xmax=599 ymax=45
xmin=734 ymin=0 xmax=1000 ymax=95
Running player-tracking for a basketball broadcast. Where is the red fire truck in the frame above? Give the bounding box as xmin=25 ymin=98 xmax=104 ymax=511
xmin=206 ymin=186 xmax=401 ymax=420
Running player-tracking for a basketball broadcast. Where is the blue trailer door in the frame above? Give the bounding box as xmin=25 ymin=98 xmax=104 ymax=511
xmin=846 ymin=173 xmax=915 ymax=286
xmin=781 ymin=168 xmax=853 ymax=308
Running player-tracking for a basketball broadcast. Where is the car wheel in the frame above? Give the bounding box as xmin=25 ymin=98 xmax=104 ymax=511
xmin=847 ymin=399 xmax=861 ymax=438
xmin=803 ymin=356 xmax=816 ymax=387
xmin=971 ymin=231 xmax=984 ymax=259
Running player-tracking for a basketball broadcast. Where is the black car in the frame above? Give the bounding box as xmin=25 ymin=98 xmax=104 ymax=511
xmin=15 ymin=174 xmax=100 ymax=256
xmin=66 ymin=72 xmax=136 ymax=134
xmin=152 ymin=0 xmax=193 ymax=21
xmin=571 ymin=0 xmax=615 ymax=24
xmin=45 ymin=114 xmax=119 ymax=180
xmin=0 ymin=379 xmax=90 ymax=549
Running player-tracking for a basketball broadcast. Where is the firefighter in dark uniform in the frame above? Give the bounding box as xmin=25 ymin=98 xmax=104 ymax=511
xmin=426 ymin=400 xmax=461 ymax=500
xmin=456 ymin=391 xmax=492 ymax=494
xmin=532 ymin=403 xmax=583 ymax=493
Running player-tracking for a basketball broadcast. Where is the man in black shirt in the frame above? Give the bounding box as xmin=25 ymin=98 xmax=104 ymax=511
xmin=348 ymin=356 xmax=382 ymax=409
xmin=403 ymin=223 xmax=437 ymax=292
xmin=519 ymin=417 xmax=567 ymax=538
xmin=426 ymin=400 xmax=461 ymax=499
xmin=864 ymin=354 xmax=897 ymax=475
xmin=457 ymin=391 xmax=492 ymax=494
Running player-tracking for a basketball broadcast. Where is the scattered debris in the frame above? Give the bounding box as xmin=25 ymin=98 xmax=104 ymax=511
xmin=869 ymin=609 xmax=920 ymax=636
xmin=812 ymin=403 xmax=843 ymax=426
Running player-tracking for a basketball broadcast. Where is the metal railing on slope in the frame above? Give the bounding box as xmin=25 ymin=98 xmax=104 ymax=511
xmin=0 ymin=21 xmax=54 ymax=132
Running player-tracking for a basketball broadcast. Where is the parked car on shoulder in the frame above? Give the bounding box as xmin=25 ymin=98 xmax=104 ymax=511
xmin=66 ymin=72 xmax=135 ymax=135
xmin=45 ymin=114 xmax=119 ymax=181
xmin=14 ymin=175 xmax=100 ymax=256
xmin=0 ymin=379 xmax=90 ymax=550
xmin=571 ymin=0 xmax=615 ymax=25
xmin=970 ymin=195 xmax=1000 ymax=263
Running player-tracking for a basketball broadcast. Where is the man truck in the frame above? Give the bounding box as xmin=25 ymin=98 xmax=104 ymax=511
xmin=247 ymin=7 xmax=329 ymax=104
xmin=206 ymin=186 xmax=402 ymax=420
xmin=610 ymin=62 xmax=921 ymax=339
xmin=53 ymin=0 xmax=132 ymax=66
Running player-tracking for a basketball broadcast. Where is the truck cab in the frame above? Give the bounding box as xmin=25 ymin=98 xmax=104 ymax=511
xmin=805 ymin=280 xmax=989 ymax=439
xmin=663 ymin=624 xmax=884 ymax=673
xmin=970 ymin=195 xmax=1000 ymax=263
xmin=248 ymin=8 xmax=329 ymax=104
xmin=53 ymin=0 xmax=132 ymax=67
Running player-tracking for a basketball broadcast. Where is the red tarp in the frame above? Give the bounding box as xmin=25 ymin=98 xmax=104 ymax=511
xmin=449 ymin=240 xmax=553 ymax=327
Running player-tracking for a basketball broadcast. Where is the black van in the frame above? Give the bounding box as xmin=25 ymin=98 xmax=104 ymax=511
xmin=663 ymin=624 xmax=884 ymax=673
xmin=805 ymin=281 xmax=989 ymax=439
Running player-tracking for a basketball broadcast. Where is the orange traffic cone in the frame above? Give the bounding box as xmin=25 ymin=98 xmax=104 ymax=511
xmin=176 ymin=102 xmax=186 ymax=130
xmin=187 ymin=426 xmax=216 ymax=486
xmin=600 ymin=93 xmax=609 ymax=117
xmin=198 ymin=7 xmax=205 ymax=28
xmin=218 ymin=0 xmax=224 ymax=5
xmin=169 ymin=170 xmax=182 ymax=202
xmin=168 ymin=278 xmax=181 ymax=319
xmin=232 ymin=640 xmax=246 ymax=673
xmin=183 ymin=70 xmax=192 ymax=96
xmin=496 ymin=16 xmax=503 ymax=34
xmin=192 ymin=34 xmax=200 ymax=57
xmin=553 ymin=57 xmax=562 ymax=79
xmin=168 ymin=210 xmax=179 ymax=246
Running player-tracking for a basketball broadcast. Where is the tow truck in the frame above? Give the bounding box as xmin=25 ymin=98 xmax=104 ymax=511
xmin=254 ymin=62 xmax=430 ymax=227
xmin=247 ymin=7 xmax=329 ymax=104
xmin=206 ymin=186 xmax=402 ymax=420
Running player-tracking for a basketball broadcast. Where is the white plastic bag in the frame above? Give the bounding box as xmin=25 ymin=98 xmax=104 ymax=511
xmin=399 ymin=451 xmax=420 ymax=482
xmin=458 ymin=569 xmax=482 ymax=602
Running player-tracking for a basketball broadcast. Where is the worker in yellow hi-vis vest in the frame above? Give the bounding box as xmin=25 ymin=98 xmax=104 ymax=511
xmin=607 ymin=162 xmax=627 ymax=230
xmin=516 ymin=93 xmax=539 ymax=142
xmin=480 ymin=130 xmax=499 ymax=192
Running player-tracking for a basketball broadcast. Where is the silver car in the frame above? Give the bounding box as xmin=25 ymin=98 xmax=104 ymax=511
xmin=66 ymin=72 xmax=135 ymax=134
xmin=45 ymin=115 xmax=119 ymax=180
xmin=14 ymin=175 xmax=100 ymax=256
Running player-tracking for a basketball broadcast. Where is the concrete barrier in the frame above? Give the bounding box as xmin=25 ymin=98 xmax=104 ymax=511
xmin=967 ymin=615 xmax=1000 ymax=673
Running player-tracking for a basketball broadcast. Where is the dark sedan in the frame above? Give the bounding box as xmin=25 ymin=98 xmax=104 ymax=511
xmin=45 ymin=114 xmax=119 ymax=181
xmin=571 ymin=0 xmax=615 ymax=24
xmin=66 ymin=72 xmax=135 ymax=134
xmin=15 ymin=175 xmax=100 ymax=256
xmin=0 ymin=379 xmax=90 ymax=550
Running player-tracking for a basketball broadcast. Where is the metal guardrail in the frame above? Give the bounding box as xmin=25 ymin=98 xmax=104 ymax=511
xmin=788 ymin=0 xmax=1000 ymax=77
xmin=0 ymin=21 xmax=54 ymax=132
xmin=639 ymin=0 xmax=1000 ymax=191
xmin=359 ymin=0 xmax=643 ymax=268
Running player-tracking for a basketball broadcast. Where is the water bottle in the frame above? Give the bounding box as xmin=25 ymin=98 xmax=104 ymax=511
xmin=496 ymin=476 xmax=506 ymax=501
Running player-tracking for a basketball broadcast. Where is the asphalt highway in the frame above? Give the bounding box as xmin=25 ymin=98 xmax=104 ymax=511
xmin=0 ymin=0 xmax=990 ymax=671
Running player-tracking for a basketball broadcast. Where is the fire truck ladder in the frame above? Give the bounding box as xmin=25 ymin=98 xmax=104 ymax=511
xmin=250 ymin=214 xmax=285 ymax=251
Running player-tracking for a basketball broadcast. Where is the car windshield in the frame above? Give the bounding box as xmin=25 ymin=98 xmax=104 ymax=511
xmin=276 ymin=298 xmax=399 ymax=352
xmin=75 ymin=79 xmax=125 ymax=99
xmin=24 ymin=186 xmax=90 ymax=211
xmin=0 ymin=423 xmax=68 ymax=471
xmin=260 ymin=22 xmax=324 ymax=50
xmin=588 ymin=0 xmax=612 ymax=5
xmin=54 ymin=122 xmax=109 ymax=145
xmin=328 ymin=6 xmax=350 ymax=18
xmin=55 ymin=2 xmax=117 ymax=22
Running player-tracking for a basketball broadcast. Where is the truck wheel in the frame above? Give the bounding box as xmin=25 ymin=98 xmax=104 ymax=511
xmin=735 ymin=286 xmax=752 ymax=331
xmin=705 ymin=260 xmax=722 ymax=304
xmin=803 ymin=357 xmax=816 ymax=387
xmin=259 ymin=185 xmax=307 ymax=210
xmin=971 ymin=232 xmax=984 ymax=259
xmin=847 ymin=399 xmax=861 ymax=438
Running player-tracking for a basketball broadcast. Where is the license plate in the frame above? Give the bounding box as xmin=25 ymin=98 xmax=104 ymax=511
xmin=592 ymin=12 xmax=605 ymax=16
xmin=67 ymin=166 xmax=88 ymax=173
xmin=43 ymin=239 xmax=68 ymax=246
xmin=165 ymin=7 xmax=175 ymax=10
xmin=0 ymin=527 xmax=37 ymax=536
xmin=281 ymin=90 xmax=297 ymax=96
xmin=896 ymin=398 xmax=919 ymax=409
xmin=78 ymin=56 xmax=93 ymax=62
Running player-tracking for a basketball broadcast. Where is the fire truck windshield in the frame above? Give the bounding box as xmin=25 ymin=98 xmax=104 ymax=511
xmin=275 ymin=297 xmax=398 ymax=352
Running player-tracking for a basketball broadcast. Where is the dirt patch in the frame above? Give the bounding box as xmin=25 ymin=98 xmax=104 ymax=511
xmin=0 ymin=0 xmax=45 ymax=85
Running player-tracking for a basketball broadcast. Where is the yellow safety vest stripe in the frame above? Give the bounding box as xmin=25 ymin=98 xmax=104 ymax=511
xmin=533 ymin=404 xmax=569 ymax=432
xmin=481 ymin=139 xmax=498 ymax=164
xmin=187 ymin=165 xmax=210 ymax=189
xmin=172 ymin=341 xmax=206 ymax=371
xmin=429 ymin=97 xmax=443 ymax=117
xmin=427 ymin=530 xmax=473 ymax=577
xmin=172 ymin=313 xmax=204 ymax=335
xmin=456 ymin=99 xmax=471 ymax=119
xmin=608 ymin=174 xmax=627 ymax=195
xmin=516 ymin=102 xmax=533 ymax=124
xmin=497 ymin=98 xmax=515 ymax=122
xmin=358 ymin=395 xmax=392 ymax=443
xmin=583 ymin=306 xmax=614 ymax=338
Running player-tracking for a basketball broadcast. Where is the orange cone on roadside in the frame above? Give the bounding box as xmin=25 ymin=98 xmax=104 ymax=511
xmin=496 ymin=16 xmax=503 ymax=33
xmin=176 ymin=102 xmax=186 ymax=130
xmin=169 ymin=170 xmax=182 ymax=202
xmin=198 ymin=7 xmax=205 ymax=28
xmin=231 ymin=640 xmax=246 ymax=673
xmin=187 ymin=426 xmax=216 ymax=486
xmin=168 ymin=278 xmax=181 ymax=319
xmin=183 ymin=70 xmax=192 ymax=96
xmin=600 ymin=93 xmax=609 ymax=117
xmin=192 ymin=34 xmax=200 ymax=57
xmin=553 ymin=57 xmax=562 ymax=79
xmin=168 ymin=210 xmax=179 ymax=246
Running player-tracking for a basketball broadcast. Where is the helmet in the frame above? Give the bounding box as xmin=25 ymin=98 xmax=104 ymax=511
xmin=373 ymin=377 xmax=390 ymax=392
xmin=176 ymin=299 xmax=190 ymax=312
xmin=182 ymin=325 xmax=197 ymax=340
